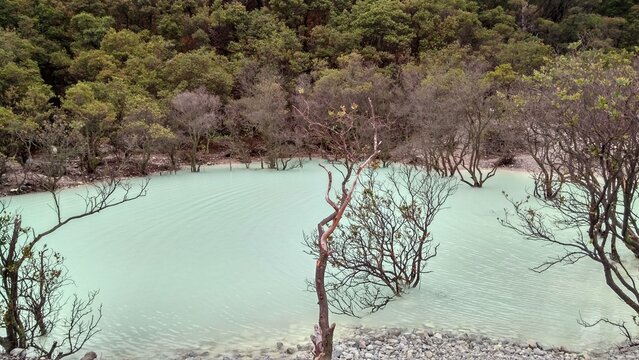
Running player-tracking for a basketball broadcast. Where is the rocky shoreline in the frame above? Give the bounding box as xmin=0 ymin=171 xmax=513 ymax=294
xmin=1 ymin=326 xmax=637 ymax=360
xmin=0 ymin=349 xmax=97 ymax=360
xmin=185 ymin=327 xmax=639 ymax=360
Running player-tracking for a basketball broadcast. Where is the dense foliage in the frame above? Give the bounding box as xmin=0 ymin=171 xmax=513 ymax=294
xmin=1 ymin=0 xmax=638 ymax=183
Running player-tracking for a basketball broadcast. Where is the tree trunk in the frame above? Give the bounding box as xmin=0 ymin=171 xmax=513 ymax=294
xmin=169 ymin=152 xmax=177 ymax=173
xmin=544 ymin=179 xmax=555 ymax=199
xmin=140 ymin=151 xmax=151 ymax=175
xmin=190 ymin=142 xmax=199 ymax=173
xmin=313 ymin=250 xmax=335 ymax=360
xmin=2 ymin=217 xmax=26 ymax=352
xmin=611 ymin=237 xmax=621 ymax=262
xmin=3 ymin=266 xmax=26 ymax=351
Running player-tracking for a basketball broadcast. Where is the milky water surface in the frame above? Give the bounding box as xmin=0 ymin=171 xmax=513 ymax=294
xmin=3 ymin=163 xmax=634 ymax=358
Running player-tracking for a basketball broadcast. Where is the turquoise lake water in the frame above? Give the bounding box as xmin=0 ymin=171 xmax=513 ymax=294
xmin=3 ymin=163 xmax=634 ymax=358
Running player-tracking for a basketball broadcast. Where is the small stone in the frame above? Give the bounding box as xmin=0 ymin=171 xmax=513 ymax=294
xmin=10 ymin=348 xmax=27 ymax=358
xmin=181 ymin=351 xmax=197 ymax=359
xmin=286 ymin=347 xmax=296 ymax=355
xmin=433 ymin=333 xmax=443 ymax=340
xmin=276 ymin=342 xmax=284 ymax=350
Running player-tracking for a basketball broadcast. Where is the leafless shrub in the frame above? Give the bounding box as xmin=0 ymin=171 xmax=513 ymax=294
xmin=0 ymin=177 xmax=147 ymax=358
xmin=306 ymin=165 xmax=456 ymax=316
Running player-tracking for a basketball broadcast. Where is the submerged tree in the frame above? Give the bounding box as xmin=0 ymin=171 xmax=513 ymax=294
xmin=295 ymin=96 xmax=380 ymax=360
xmin=513 ymin=62 xmax=572 ymax=199
xmin=500 ymin=51 xmax=639 ymax=337
xmin=307 ymin=165 xmax=456 ymax=316
xmin=514 ymin=100 xmax=566 ymax=200
xmin=454 ymin=67 xmax=508 ymax=188
xmin=397 ymin=66 xmax=467 ymax=177
xmin=0 ymin=176 xmax=147 ymax=358
xmin=398 ymin=63 xmax=510 ymax=187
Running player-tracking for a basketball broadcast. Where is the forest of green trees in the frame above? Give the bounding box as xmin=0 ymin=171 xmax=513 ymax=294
xmin=2 ymin=0 xmax=639 ymax=186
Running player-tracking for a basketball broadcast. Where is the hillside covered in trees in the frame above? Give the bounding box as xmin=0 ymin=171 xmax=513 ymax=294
xmin=2 ymin=0 xmax=639 ymax=189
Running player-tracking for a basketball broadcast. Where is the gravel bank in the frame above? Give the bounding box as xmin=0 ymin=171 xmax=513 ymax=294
xmin=1 ymin=326 xmax=637 ymax=359
xmin=196 ymin=327 xmax=639 ymax=360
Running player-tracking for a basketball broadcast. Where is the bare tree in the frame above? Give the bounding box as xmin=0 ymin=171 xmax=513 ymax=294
xmin=454 ymin=69 xmax=505 ymax=188
xmin=223 ymin=103 xmax=256 ymax=170
xmin=397 ymin=65 xmax=507 ymax=187
xmin=513 ymin=77 xmax=568 ymax=199
xmin=229 ymin=70 xmax=302 ymax=170
xmin=0 ymin=174 xmax=147 ymax=357
xmin=500 ymin=51 xmax=639 ymax=337
xmin=35 ymin=121 xmax=80 ymax=192
xmin=295 ymin=96 xmax=380 ymax=360
xmin=170 ymin=88 xmax=221 ymax=172
xmin=116 ymin=121 xmax=176 ymax=175
xmin=15 ymin=246 xmax=102 ymax=360
xmin=306 ymin=165 xmax=456 ymax=316
xmin=522 ymin=119 xmax=566 ymax=199
xmin=396 ymin=68 xmax=467 ymax=177
xmin=2 ymin=119 xmax=78 ymax=195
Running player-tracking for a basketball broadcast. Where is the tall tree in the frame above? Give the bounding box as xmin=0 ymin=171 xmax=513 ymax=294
xmin=306 ymin=166 xmax=456 ymax=316
xmin=501 ymin=51 xmax=639 ymax=337
xmin=295 ymin=96 xmax=380 ymax=360
xmin=170 ymin=87 xmax=221 ymax=172
xmin=229 ymin=70 xmax=300 ymax=170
